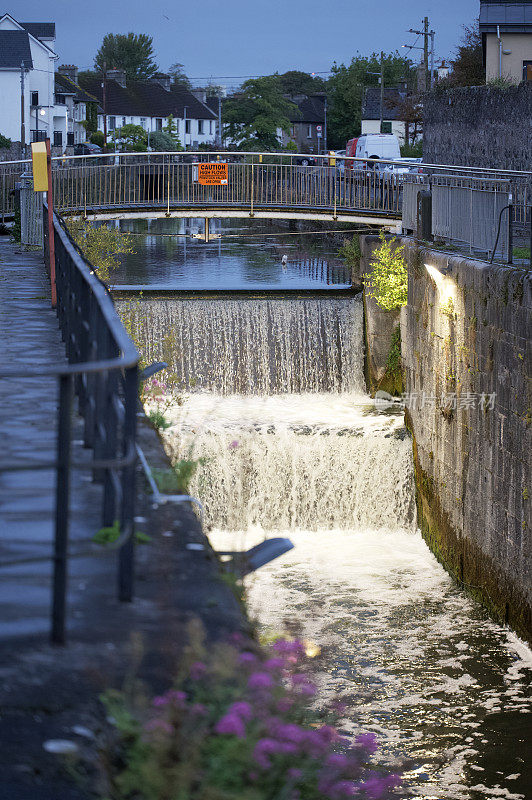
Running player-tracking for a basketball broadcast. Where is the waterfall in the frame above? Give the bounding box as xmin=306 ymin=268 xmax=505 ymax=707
xmin=162 ymin=395 xmax=416 ymax=532
xmin=117 ymin=296 xmax=364 ymax=395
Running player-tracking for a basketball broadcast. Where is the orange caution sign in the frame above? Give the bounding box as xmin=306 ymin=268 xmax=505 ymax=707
xmin=197 ymin=162 xmax=228 ymax=185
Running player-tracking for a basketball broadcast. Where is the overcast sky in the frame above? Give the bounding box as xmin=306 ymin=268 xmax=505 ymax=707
xmin=13 ymin=0 xmax=479 ymax=87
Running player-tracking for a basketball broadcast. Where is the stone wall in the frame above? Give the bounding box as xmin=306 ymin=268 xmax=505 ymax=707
xmin=360 ymin=235 xmax=402 ymax=395
xmin=423 ymin=84 xmax=532 ymax=170
xmin=402 ymin=241 xmax=531 ymax=643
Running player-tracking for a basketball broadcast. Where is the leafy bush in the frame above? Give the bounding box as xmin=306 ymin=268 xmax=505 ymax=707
xmin=399 ymin=141 xmax=422 ymax=158
xmin=0 ymin=133 xmax=12 ymax=149
xmin=90 ymin=130 xmax=105 ymax=147
xmin=338 ymin=235 xmax=362 ymax=273
xmin=149 ymin=130 xmax=180 ymax=152
xmin=66 ymin=218 xmax=135 ymax=284
xmin=113 ymin=124 xmax=148 ymax=152
xmin=151 ymin=457 xmax=205 ymax=494
xmin=100 ymin=633 xmax=403 ymax=799
xmin=364 ymin=232 xmax=408 ymax=311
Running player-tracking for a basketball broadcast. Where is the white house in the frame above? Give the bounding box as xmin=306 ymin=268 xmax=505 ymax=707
xmin=79 ymin=71 xmax=217 ymax=148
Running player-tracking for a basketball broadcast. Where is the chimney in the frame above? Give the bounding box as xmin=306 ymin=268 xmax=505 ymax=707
xmin=107 ymin=68 xmax=126 ymax=88
xmin=152 ymin=73 xmax=171 ymax=91
xmin=191 ymin=89 xmax=207 ymax=104
xmin=58 ymin=64 xmax=78 ymax=82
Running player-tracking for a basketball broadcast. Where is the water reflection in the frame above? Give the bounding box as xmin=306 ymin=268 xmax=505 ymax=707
xmin=106 ymin=217 xmax=352 ymax=290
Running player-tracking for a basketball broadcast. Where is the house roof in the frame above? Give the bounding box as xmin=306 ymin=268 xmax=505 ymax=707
xmin=0 ymin=29 xmax=33 ymax=69
xmin=55 ymin=72 xmax=100 ymax=105
xmin=290 ymin=95 xmax=325 ymax=123
xmin=479 ymin=1 xmax=532 ymax=31
xmin=79 ymin=75 xmax=217 ymax=119
xmin=21 ymin=22 xmax=56 ymax=40
xmin=362 ymin=87 xmax=407 ymax=121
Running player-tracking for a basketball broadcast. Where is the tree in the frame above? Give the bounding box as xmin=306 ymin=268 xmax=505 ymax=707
xmin=94 ymin=33 xmax=158 ymax=81
xmin=112 ymin=124 xmax=148 ymax=152
xmin=385 ymin=93 xmax=423 ymax=147
xmin=364 ymin=231 xmax=408 ymax=311
xmin=149 ymin=130 xmax=180 ymax=152
xmin=223 ymin=76 xmax=298 ymax=150
xmin=67 ymin=218 xmax=135 ymax=285
xmin=326 ymin=53 xmax=415 ymax=149
xmin=168 ymin=62 xmax=191 ymax=89
xmin=447 ymin=23 xmax=484 ymax=87
xmin=163 ymin=115 xmax=183 ymax=149
xmin=277 ymin=70 xmax=326 ymax=97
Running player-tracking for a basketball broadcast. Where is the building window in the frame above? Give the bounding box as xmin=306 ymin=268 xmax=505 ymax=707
xmin=185 ymin=119 xmax=191 ymax=134
xmin=53 ymin=130 xmax=63 ymax=147
xmin=198 ymin=119 xmax=204 ymax=134
xmin=122 ymin=116 xmax=126 ymax=127
xmin=67 ymin=132 xmax=74 ymax=146
xmin=381 ymin=121 xmax=392 ymax=134
xmin=307 ymin=125 xmax=312 ymax=138
xmin=155 ymin=118 xmax=163 ymax=130
xmin=55 ymin=93 xmax=66 ymax=105
xmin=210 ymin=120 xmax=213 ymax=134
xmin=31 ymin=130 xmax=47 ymax=143
xmin=523 ymin=61 xmax=532 ymax=81
xmin=108 ymin=116 xmax=116 ymax=130
xmin=140 ymin=117 xmax=147 ymax=129
xmin=31 ymin=91 xmax=39 ymax=107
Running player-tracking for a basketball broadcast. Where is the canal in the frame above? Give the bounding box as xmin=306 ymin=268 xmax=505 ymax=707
xmin=115 ymin=216 xmax=531 ymax=800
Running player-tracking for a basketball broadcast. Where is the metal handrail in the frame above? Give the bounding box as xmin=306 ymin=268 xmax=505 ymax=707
xmin=1 ymin=202 xmax=140 ymax=646
xmin=2 ymin=151 xmax=532 ymax=177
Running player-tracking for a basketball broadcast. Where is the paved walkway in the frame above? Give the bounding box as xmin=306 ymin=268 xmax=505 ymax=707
xmin=0 ymin=236 xmax=245 ymax=798
xmin=0 ymin=237 xmax=107 ymax=643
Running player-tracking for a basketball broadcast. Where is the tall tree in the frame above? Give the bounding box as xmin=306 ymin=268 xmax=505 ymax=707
xmin=168 ymin=62 xmax=192 ymax=89
xmin=447 ymin=23 xmax=484 ymax=86
xmin=277 ymin=70 xmax=326 ymax=97
xmin=223 ymin=77 xmax=298 ymax=150
xmin=94 ymin=33 xmax=158 ymax=80
xmin=326 ymin=53 xmax=415 ymax=149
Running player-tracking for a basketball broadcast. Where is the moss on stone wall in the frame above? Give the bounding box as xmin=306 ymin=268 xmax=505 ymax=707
xmin=405 ymin=409 xmax=532 ymax=647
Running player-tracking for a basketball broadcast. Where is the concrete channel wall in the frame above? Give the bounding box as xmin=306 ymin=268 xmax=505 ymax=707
xmin=401 ymin=243 xmax=531 ymax=643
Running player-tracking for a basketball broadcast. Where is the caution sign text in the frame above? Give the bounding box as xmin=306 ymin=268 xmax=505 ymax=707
xmin=197 ymin=162 xmax=228 ymax=185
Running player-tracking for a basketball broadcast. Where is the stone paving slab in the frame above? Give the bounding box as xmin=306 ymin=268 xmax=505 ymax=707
xmin=0 ymin=236 xmax=246 ymax=798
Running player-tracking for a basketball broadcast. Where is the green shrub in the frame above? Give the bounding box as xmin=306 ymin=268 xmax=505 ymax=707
xmin=90 ymin=130 xmax=105 ymax=147
xmin=364 ymin=231 xmax=408 ymax=311
xmin=149 ymin=130 xmax=180 ymax=152
xmin=0 ymin=133 xmax=12 ymax=149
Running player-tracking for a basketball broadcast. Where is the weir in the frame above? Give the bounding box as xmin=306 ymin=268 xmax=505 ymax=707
xmin=118 ymin=295 xmax=364 ymax=395
xmin=121 ymin=220 xmax=531 ymax=798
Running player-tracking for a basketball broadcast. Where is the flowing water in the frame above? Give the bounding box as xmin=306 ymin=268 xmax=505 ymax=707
xmin=119 ymin=218 xmax=531 ymax=800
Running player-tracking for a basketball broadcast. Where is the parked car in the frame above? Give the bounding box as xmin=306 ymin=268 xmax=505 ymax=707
xmin=73 ymin=142 xmax=102 ymax=156
xmin=295 ymin=155 xmax=317 ymax=166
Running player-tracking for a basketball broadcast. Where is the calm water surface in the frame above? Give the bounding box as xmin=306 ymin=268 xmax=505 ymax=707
xmin=109 ymin=217 xmax=352 ymax=290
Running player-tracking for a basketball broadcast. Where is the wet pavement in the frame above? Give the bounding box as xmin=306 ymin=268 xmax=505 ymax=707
xmin=0 ymin=237 xmax=245 ymax=797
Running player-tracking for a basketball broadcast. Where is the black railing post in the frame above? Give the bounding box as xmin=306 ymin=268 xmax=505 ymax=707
xmin=118 ymin=364 xmax=138 ymax=602
xmin=507 ymin=196 xmax=513 ymax=265
xmin=51 ymin=373 xmax=73 ymax=645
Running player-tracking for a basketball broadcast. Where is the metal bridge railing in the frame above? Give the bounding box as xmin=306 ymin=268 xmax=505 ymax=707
xmin=0 ymin=203 xmax=139 ymax=644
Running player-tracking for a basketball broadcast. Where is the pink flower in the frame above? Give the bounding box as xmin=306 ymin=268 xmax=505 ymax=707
xmin=329 ymin=780 xmax=356 ymax=798
xmin=253 ymin=738 xmax=281 ymax=769
xmin=215 ymin=713 xmax=245 ymax=738
xmin=238 ymin=652 xmax=258 ymax=666
xmin=276 ymin=697 xmax=294 ymax=713
xmin=190 ymin=661 xmax=206 ymax=680
xmin=190 ymin=703 xmax=207 ymax=716
xmin=264 ymin=657 xmax=285 ymax=671
xmin=227 ymin=701 xmax=253 ymax=721
xmin=357 ymin=774 xmax=401 ymax=799
xmin=248 ymin=671 xmax=274 ymax=690
xmin=288 ymin=768 xmax=303 ymax=781
xmin=355 ymin=732 xmax=379 ymax=755
xmin=229 ymin=440 xmax=239 ymax=449
xmin=144 ymin=718 xmax=172 ymax=735
xmin=326 ymin=753 xmax=349 ymax=769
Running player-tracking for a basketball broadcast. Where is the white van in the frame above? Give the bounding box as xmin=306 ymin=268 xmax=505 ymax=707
xmin=354 ymin=134 xmax=400 ymax=167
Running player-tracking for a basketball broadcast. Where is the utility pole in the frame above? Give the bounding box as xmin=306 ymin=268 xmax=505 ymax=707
xmin=102 ymin=61 xmax=107 ymax=151
xmin=423 ymin=16 xmax=429 ymax=90
xmin=407 ymin=19 xmax=435 ymax=89
xmin=380 ymin=52 xmax=385 ymax=133
xmin=323 ymin=95 xmax=327 ymax=153
xmin=217 ymin=95 xmax=222 ymax=148
xmin=20 ymin=62 xmax=26 ymax=157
